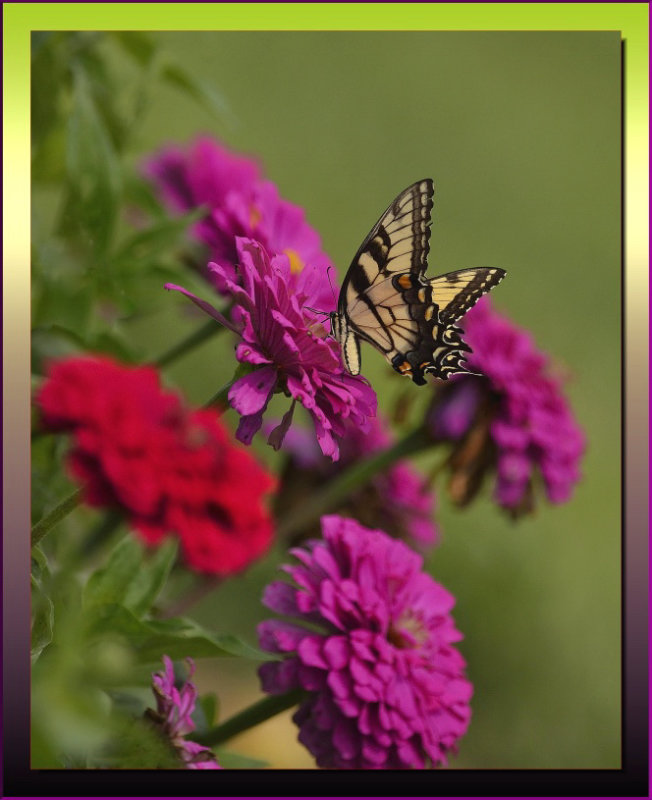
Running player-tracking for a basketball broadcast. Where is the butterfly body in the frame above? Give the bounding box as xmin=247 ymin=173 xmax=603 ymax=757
xmin=331 ymin=179 xmax=506 ymax=384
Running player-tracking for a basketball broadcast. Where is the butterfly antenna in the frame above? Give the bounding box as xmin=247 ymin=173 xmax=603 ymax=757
xmin=305 ymin=305 xmax=330 ymax=317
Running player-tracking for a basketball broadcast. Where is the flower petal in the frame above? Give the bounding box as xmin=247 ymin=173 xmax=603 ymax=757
xmin=164 ymin=283 xmax=239 ymax=334
xmin=228 ymin=367 xmax=277 ymax=416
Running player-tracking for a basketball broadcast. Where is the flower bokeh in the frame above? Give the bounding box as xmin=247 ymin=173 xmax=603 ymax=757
xmin=38 ymin=355 xmax=275 ymax=575
xmin=258 ymin=515 xmax=472 ymax=769
xmin=427 ymin=298 xmax=585 ymax=516
xmin=145 ymin=136 xmax=331 ymax=299
xmin=148 ymin=656 xmax=221 ymax=769
xmin=273 ymin=413 xmax=438 ymax=549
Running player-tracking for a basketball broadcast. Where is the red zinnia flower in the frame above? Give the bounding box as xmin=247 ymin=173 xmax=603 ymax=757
xmin=37 ymin=355 xmax=275 ymax=575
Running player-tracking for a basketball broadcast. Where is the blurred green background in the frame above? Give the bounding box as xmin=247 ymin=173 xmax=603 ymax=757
xmin=33 ymin=31 xmax=621 ymax=768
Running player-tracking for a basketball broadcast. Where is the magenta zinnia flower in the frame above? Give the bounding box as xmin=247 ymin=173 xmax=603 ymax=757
xmin=274 ymin=414 xmax=438 ymax=549
xmin=168 ymin=238 xmax=376 ymax=460
xmin=258 ymin=515 xmax=472 ymax=769
xmin=145 ymin=136 xmax=330 ymax=297
xmin=427 ymin=298 xmax=585 ymax=516
xmin=148 ymin=656 xmax=221 ymax=769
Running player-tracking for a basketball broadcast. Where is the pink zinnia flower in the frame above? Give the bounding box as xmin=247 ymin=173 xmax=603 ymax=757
xmin=258 ymin=515 xmax=472 ymax=769
xmin=427 ymin=298 xmax=585 ymax=516
xmin=37 ymin=355 xmax=275 ymax=575
xmin=145 ymin=136 xmax=330 ymax=297
xmin=148 ymin=656 xmax=221 ymax=769
xmin=274 ymin=414 xmax=438 ymax=549
xmin=168 ymin=238 xmax=377 ymax=460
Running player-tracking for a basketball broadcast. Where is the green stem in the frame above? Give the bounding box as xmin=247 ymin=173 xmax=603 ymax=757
xmin=153 ymin=318 xmax=224 ymax=369
xmin=194 ymin=689 xmax=306 ymax=748
xmin=31 ymin=487 xmax=84 ymax=547
xmin=203 ymin=379 xmax=236 ymax=410
xmin=276 ymin=424 xmax=431 ymax=540
xmin=203 ymin=363 xmax=256 ymax=410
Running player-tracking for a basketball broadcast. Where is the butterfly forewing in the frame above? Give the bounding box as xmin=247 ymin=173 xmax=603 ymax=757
xmin=334 ymin=179 xmax=506 ymax=384
xmin=342 ymin=180 xmax=433 ymax=295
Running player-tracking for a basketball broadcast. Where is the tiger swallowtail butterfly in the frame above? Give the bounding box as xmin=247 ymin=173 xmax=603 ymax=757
xmin=330 ymin=179 xmax=506 ymax=384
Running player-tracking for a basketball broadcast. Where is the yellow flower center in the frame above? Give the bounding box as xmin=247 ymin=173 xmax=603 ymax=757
xmin=249 ymin=204 xmax=262 ymax=228
xmin=284 ymin=248 xmax=304 ymax=275
xmin=388 ymin=610 xmax=428 ymax=649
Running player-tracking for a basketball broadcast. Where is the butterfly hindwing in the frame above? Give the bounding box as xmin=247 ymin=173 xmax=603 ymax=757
xmin=429 ymin=268 xmax=506 ymax=324
xmin=334 ymin=179 xmax=506 ymax=384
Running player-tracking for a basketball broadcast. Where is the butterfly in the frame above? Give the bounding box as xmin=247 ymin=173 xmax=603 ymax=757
xmin=330 ymin=179 xmax=506 ymax=385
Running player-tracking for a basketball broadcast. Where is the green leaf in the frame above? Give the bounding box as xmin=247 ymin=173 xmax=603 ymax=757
xmin=31 ymin=574 xmax=54 ymax=662
xmin=31 ymin=432 xmax=76 ymax=522
xmin=31 ymin=715 xmax=61 ymax=768
xmin=83 ymin=536 xmax=147 ymax=611
xmin=32 ymin=125 xmax=68 ymax=184
xmin=106 ymin=688 xmax=150 ymax=717
xmin=110 ymin=31 xmax=156 ymax=67
xmin=31 ymin=32 xmax=68 ymax=153
xmin=86 ymin=603 xmax=268 ymax=663
xmin=193 ymin=692 xmax=219 ymax=733
xmin=31 ymin=323 xmax=139 ymax=368
xmin=111 ymin=209 xmax=205 ymax=271
xmin=77 ymin=45 xmax=129 ymax=154
xmin=123 ymin=175 xmax=168 ymax=219
xmin=160 ymin=62 xmax=234 ymax=125
xmin=123 ymin=539 xmax=178 ymax=618
xmin=60 ymin=64 xmax=121 ymax=258
xmin=31 ymin=545 xmax=51 ymax=582
xmin=86 ymin=330 xmax=141 ymax=364
xmin=215 ymin=749 xmax=269 ymax=769
xmin=31 ymin=252 xmax=95 ymax=335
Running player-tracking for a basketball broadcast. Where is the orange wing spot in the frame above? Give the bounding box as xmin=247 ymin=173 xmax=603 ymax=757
xmin=419 ymin=361 xmax=430 ymax=369
xmin=397 ymin=360 xmax=412 ymax=374
xmin=398 ymin=275 xmax=413 ymax=289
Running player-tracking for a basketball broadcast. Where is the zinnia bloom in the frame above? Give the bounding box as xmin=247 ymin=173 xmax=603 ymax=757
xmin=168 ymin=238 xmax=377 ymax=460
xmin=273 ymin=414 xmax=438 ymax=549
xmin=258 ymin=515 xmax=472 ymax=769
xmin=427 ymin=298 xmax=585 ymax=516
xmin=37 ymin=355 xmax=275 ymax=575
xmin=148 ymin=656 xmax=221 ymax=769
xmin=145 ymin=136 xmax=330 ymax=297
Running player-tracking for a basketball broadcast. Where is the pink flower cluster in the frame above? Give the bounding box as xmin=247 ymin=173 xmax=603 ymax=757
xmin=152 ymin=137 xmax=377 ymax=460
xmin=214 ymin=239 xmax=376 ymax=459
xmin=277 ymin=414 xmax=438 ymax=548
xmin=428 ymin=298 xmax=585 ymax=514
xmin=258 ymin=515 xmax=472 ymax=769
xmin=149 ymin=656 xmax=221 ymax=769
xmin=145 ymin=137 xmax=330 ymax=300
xmin=38 ymin=355 xmax=275 ymax=575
